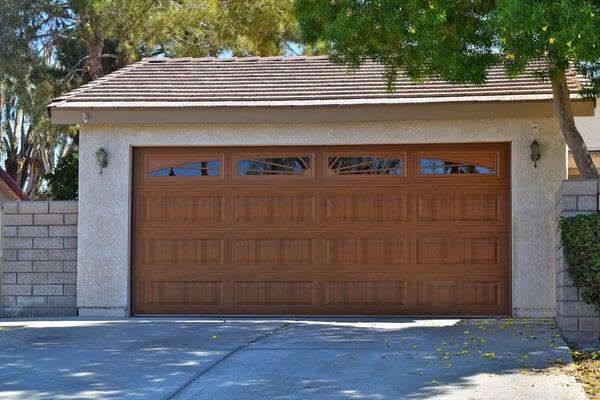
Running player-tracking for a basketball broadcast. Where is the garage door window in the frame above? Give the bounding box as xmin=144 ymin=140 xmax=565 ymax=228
xmin=328 ymin=156 xmax=404 ymax=175
xmin=237 ymin=156 xmax=312 ymax=176
xmin=150 ymin=160 xmax=221 ymax=177
xmin=419 ymin=158 xmax=495 ymax=175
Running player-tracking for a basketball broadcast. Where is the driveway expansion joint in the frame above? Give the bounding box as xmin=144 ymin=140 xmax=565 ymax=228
xmin=166 ymin=322 xmax=290 ymax=399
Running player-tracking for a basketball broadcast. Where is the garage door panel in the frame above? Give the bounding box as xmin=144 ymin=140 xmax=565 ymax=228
xmin=141 ymin=237 xmax=224 ymax=266
xmin=416 ymin=236 xmax=502 ymax=265
xmin=324 ymin=281 xmax=407 ymax=306
xmin=416 ymin=191 xmax=505 ymax=223
xmin=142 ymin=281 xmax=223 ymax=306
xmin=234 ymin=194 xmax=317 ymax=224
xmin=232 ymin=238 xmax=316 ymax=265
xmin=135 ymin=231 xmax=226 ymax=267
xmin=324 ymin=237 xmax=409 ymax=265
xmin=417 ymin=280 xmax=505 ymax=308
xmin=233 ymin=281 xmax=315 ymax=306
xmin=132 ymin=144 xmax=510 ymax=315
xmin=324 ymin=193 xmax=407 ymax=223
xmin=134 ymin=278 xmax=508 ymax=315
xmin=136 ymin=192 xmax=225 ymax=225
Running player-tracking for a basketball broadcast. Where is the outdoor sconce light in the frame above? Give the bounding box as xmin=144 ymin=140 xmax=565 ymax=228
xmin=95 ymin=147 xmax=108 ymax=174
xmin=530 ymin=140 xmax=541 ymax=168
xmin=81 ymin=113 xmax=89 ymax=124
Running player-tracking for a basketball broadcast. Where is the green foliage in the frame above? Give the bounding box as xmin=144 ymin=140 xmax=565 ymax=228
xmin=45 ymin=151 xmax=78 ymax=200
xmin=1 ymin=1 xmax=310 ymax=197
xmin=154 ymin=0 xmax=302 ymax=57
xmin=559 ymin=214 xmax=600 ymax=312
xmin=295 ymin=0 xmax=600 ymax=91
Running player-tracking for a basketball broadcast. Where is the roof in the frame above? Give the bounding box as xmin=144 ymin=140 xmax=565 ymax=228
xmin=49 ymin=56 xmax=586 ymax=110
xmin=47 ymin=56 xmax=596 ymax=124
xmin=0 ymin=168 xmax=29 ymax=201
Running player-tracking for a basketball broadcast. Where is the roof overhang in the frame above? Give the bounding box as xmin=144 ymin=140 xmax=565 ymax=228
xmin=0 ymin=168 xmax=29 ymax=201
xmin=49 ymin=99 xmax=595 ymax=125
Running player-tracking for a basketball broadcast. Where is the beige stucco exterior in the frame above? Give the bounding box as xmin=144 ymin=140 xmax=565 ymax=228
xmin=78 ymin=116 xmax=567 ymax=317
xmin=571 ymin=106 xmax=600 ymax=178
xmin=576 ymin=105 xmax=600 ymax=151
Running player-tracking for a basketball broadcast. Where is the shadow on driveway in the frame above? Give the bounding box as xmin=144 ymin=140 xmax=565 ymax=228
xmin=0 ymin=318 xmax=587 ymax=399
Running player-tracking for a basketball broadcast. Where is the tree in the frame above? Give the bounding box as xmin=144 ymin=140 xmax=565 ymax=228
xmin=0 ymin=0 xmax=75 ymax=197
xmin=0 ymin=0 xmax=158 ymax=197
xmin=0 ymin=0 xmax=308 ymax=197
xmin=296 ymin=0 xmax=600 ymax=178
xmin=66 ymin=0 xmax=165 ymax=79
xmin=154 ymin=0 xmax=301 ymax=57
xmin=45 ymin=150 xmax=78 ymax=200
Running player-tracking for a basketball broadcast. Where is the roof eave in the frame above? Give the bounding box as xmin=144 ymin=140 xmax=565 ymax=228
xmin=48 ymin=98 xmax=595 ymax=125
xmin=0 ymin=169 xmax=30 ymax=201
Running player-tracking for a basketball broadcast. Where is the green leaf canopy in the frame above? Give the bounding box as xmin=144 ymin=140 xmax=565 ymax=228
xmin=296 ymin=0 xmax=600 ymax=91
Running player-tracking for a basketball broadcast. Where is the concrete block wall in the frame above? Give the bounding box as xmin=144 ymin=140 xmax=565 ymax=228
xmin=1 ymin=201 xmax=78 ymax=318
xmin=556 ymin=180 xmax=600 ymax=345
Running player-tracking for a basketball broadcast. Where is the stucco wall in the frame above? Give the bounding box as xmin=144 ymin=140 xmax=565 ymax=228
xmin=78 ymin=117 xmax=567 ymax=317
xmin=575 ymin=105 xmax=600 ymax=151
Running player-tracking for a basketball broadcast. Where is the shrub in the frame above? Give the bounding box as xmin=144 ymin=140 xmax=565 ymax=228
xmin=560 ymin=214 xmax=600 ymax=313
xmin=45 ymin=151 xmax=78 ymax=200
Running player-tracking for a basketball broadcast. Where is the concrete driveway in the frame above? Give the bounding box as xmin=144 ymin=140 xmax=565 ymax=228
xmin=0 ymin=318 xmax=587 ymax=400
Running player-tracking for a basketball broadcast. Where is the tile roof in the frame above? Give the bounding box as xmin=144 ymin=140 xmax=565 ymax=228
xmin=48 ymin=56 xmax=585 ymax=109
xmin=0 ymin=168 xmax=29 ymax=201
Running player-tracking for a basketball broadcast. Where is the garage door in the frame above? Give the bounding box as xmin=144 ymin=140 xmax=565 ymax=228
xmin=132 ymin=144 xmax=510 ymax=315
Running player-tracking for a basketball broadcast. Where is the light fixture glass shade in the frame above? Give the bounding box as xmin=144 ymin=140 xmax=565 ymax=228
xmin=95 ymin=147 xmax=108 ymax=174
xmin=530 ymin=140 xmax=541 ymax=167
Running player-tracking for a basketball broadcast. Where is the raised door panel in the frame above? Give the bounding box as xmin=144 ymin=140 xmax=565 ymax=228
xmin=234 ymin=194 xmax=317 ymax=224
xmin=233 ymin=238 xmax=316 ymax=265
xmin=417 ymin=192 xmax=504 ymax=223
xmin=234 ymin=281 xmax=315 ymax=306
xmin=324 ymin=281 xmax=407 ymax=307
xmin=416 ymin=237 xmax=501 ymax=265
xmin=324 ymin=193 xmax=407 ymax=223
xmin=417 ymin=280 xmax=503 ymax=309
xmin=142 ymin=281 xmax=223 ymax=306
xmin=141 ymin=237 xmax=224 ymax=267
xmin=136 ymin=192 xmax=225 ymax=225
xmin=325 ymin=238 xmax=409 ymax=265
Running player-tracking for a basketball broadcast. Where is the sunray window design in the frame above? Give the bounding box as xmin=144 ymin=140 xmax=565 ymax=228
xmin=328 ymin=156 xmax=404 ymax=175
xmin=237 ymin=157 xmax=312 ymax=176
xmin=420 ymin=158 xmax=495 ymax=175
xmin=150 ymin=160 xmax=221 ymax=177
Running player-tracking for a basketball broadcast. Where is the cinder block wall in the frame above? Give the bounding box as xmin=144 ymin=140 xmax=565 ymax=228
xmin=1 ymin=201 xmax=78 ymax=318
xmin=556 ymin=180 xmax=600 ymax=345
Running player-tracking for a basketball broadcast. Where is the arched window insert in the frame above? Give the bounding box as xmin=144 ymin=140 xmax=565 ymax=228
xmin=150 ymin=160 xmax=221 ymax=177
xmin=237 ymin=157 xmax=311 ymax=176
xmin=328 ymin=156 xmax=404 ymax=175
xmin=420 ymin=158 xmax=495 ymax=175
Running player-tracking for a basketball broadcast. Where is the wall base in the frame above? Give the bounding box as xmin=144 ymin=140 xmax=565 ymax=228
xmin=561 ymin=331 xmax=600 ymax=348
xmin=513 ymin=307 xmax=556 ymax=318
xmin=78 ymin=307 xmax=128 ymax=317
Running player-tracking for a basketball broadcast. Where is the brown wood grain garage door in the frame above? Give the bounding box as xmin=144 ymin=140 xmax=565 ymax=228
xmin=132 ymin=143 xmax=510 ymax=315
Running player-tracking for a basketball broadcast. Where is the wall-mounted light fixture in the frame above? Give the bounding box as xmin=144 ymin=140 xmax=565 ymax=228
xmin=530 ymin=140 xmax=541 ymax=168
xmin=81 ymin=113 xmax=89 ymax=124
xmin=95 ymin=147 xmax=108 ymax=174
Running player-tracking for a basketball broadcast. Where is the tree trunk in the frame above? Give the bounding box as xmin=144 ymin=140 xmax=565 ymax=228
xmin=116 ymin=49 xmax=129 ymax=69
xmin=85 ymin=29 xmax=105 ymax=80
xmin=551 ymin=71 xmax=599 ymax=179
